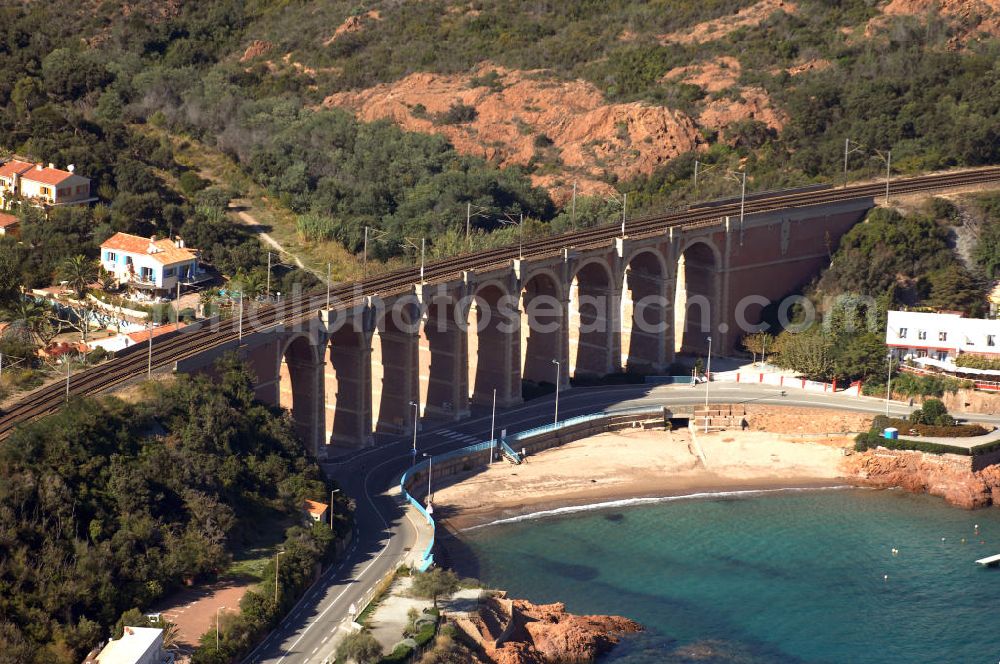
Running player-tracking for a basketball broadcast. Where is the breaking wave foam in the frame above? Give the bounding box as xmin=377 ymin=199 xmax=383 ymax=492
xmin=464 ymin=485 xmax=856 ymax=531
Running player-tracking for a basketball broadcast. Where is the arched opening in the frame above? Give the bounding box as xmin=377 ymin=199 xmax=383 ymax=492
xmin=520 ymin=272 xmax=563 ymax=385
xmin=467 ymin=283 xmax=516 ymax=406
xmin=568 ymin=261 xmax=616 ymax=378
xmin=372 ymin=299 xmax=420 ymax=434
xmin=418 ymin=289 xmax=468 ymax=420
xmin=622 ymin=251 xmax=668 ymax=373
xmin=674 ymin=241 xmax=718 ymax=356
xmin=325 ymin=325 xmax=371 ymax=448
xmin=278 ymin=334 xmax=322 ymax=449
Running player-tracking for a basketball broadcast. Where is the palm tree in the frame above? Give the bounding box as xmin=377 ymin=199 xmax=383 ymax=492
xmin=60 ymin=255 xmax=98 ymax=300
xmin=232 ymin=271 xmax=266 ymax=299
xmin=198 ymin=289 xmax=216 ymax=317
xmin=6 ymin=298 xmax=55 ymax=347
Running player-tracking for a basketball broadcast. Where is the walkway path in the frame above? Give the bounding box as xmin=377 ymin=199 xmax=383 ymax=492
xmin=233 ymin=208 xmax=309 ymax=273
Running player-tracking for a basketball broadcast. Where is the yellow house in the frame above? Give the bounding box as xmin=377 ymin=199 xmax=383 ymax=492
xmin=0 ymin=159 xmax=34 ymax=207
xmin=18 ymin=163 xmax=93 ymax=206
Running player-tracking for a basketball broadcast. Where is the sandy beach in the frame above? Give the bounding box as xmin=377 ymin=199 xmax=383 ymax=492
xmin=432 ymin=425 xmax=859 ymax=531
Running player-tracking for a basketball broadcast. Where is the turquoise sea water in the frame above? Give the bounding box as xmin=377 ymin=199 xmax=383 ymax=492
xmin=458 ymin=488 xmax=1000 ymax=663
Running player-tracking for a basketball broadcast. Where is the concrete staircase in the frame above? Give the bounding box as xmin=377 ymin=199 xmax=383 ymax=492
xmin=691 ymin=404 xmax=747 ymax=431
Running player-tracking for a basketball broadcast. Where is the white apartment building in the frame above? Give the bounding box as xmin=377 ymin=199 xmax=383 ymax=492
xmin=0 ymin=159 xmax=94 ymax=207
xmin=101 ymin=233 xmax=200 ymax=297
xmin=885 ymin=310 xmax=1000 ymax=363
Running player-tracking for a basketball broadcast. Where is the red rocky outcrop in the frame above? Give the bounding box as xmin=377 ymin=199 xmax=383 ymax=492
xmin=465 ymin=594 xmax=642 ymax=664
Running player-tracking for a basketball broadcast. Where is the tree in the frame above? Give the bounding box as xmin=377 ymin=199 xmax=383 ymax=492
xmin=773 ymin=328 xmax=834 ymax=382
xmin=60 ymin=255 xmax=98 ymax=300
xmin=741 ymin=332 xmax=773 ymax=363
xmin=410 ymin=568 xmax=460 ymax=609
xmin=911 ymin=398 xmax=953 ymax=426
xmin=4 ymin=299 xmax=55 ymax=347
xmin=335 ymin=630 xmax=383 ymax=664
xmin=925 ymin=264 xmax=987 ymax=317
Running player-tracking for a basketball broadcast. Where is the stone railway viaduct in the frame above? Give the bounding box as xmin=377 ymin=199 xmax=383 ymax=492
xmin=179 ymin=197 xmax=874 ymax=455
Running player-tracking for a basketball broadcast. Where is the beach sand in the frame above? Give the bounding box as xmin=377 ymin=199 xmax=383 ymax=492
xmin=432 ymin=427 xmax=857 ymax=532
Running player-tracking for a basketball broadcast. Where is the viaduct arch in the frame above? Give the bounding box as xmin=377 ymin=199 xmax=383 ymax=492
xmin=185 ymin=197 xmax=875 ymax=456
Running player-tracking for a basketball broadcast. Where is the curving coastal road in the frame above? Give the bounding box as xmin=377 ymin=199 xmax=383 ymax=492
xmin=241 ymin=383 xmax=1000 ymax=663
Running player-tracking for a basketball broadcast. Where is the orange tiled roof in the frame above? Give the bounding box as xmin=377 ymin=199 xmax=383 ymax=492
xmin=126 ymin=323 xmax=187 ymax=345
xmin=0 ymin=212 xmax=18 ymax=228
xmin=303 ymin=499 xmax=328 ymax=517
xmin=21 ymin=165 xmax=80 ymax=186
xmin=0 ymin=160 xmax=34 ymax=179
xmin=101 ymin=232 xmax=197 ymax=265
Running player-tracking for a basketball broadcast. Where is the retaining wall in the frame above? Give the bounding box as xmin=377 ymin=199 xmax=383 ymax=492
xmin=399 ymin=406 xmax=670 ymax=571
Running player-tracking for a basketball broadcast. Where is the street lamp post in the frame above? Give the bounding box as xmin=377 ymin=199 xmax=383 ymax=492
xmin=551 ymin=359 xmax=561 ymax=425
xmin=885 ymin=352 xmax=893 ymax=416
xmin=875 ymin=149 xmax=892 ymax=205
xmin=704 ymin=336 xmax=712 ymax=433
xmin=620 ymin=192 xmax=627 ymax=239
xmin=330 ymin=488 xmax=340 ymax=530
xmin=274 ymin=551 xmax=286 ymax=605
xmin=498 ymin=213 xmax=524 ymax=259
xmin=693 ymin=160 xmax=720 ymax=193
xmin=420 ymin=238 xmax=426 ymax=284
xmin=423 ymin=452 xmax=433 ymax=502
xmin=266 ymin=251 xmax=272 ymax=300
xmin=147 ymin=320 xmax=153 ymax=378
xmin=466 ymin=203 xmax=490 ymax=248
xmin=844 ymin=138 xmax=863 ymax=188
xmin=237 ymin=291 xmax=244 ymax=343
xmin=216 ymin=606 xmax=226 ymax=651
xmin=409 ymin=401 xmax=419 ymax=465
xmin=885 ymin=149 xmax=892 ymax=204
xmin=571 ymin=180 xmax=577 ymax=228
xmin=490 ymin=388 xmax=497 ymax=465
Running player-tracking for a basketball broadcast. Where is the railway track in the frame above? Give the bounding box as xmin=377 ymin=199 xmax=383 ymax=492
xmin=2 ymin=166 xmax=999 ymax=439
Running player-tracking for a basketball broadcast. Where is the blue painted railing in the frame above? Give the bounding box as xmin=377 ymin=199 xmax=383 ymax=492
xmin=399 ymin=464 xmax=436 ymax=572
xmin=398 ymin=406 xmax=665 ymax=572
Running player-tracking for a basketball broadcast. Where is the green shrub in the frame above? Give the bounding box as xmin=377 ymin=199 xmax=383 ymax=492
xmin=910 ymin=398 xmax=954 ymax=426
xmin=179 ymin=170 xmax=209 ymax=196
xmin=872 ymin=416 xmax=987 ymax=438
xmin=413 ymin=620 xmax=437 ymax=648
xmin=380 ymin=642 xmax=414 ymax=664
xmin=854 ymin=432 xmax=971 ymax=455
xmin=434 ymin=102 xmax=478 ymax=125
xmin=955 ymin=354 xmax=1000 ymax=371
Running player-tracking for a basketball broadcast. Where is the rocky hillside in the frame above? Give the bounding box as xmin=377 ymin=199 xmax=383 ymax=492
xmin=234 ymin=0 xmax=1000 ymax=200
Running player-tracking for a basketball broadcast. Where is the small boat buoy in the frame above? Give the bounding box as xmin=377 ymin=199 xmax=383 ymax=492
xmin=884 ymin=574 xmax=888 ymax=581
xmin=891 ymin=548 xmax=899 ymax=556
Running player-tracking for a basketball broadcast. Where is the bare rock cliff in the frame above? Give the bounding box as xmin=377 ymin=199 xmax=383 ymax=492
xmin=845 ymin=448 xmax=997 ymax=509
xmin=461 ymin=593 xmax=642 ymax=664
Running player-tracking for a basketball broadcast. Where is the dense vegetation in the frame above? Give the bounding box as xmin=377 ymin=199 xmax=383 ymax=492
xmin=0 ymin=356 xmax=342 ymax=662
xmin=2 ymin=1 xmax=999 ymax=264
xmin=0 ymin=1 xmax=319 ymax=294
